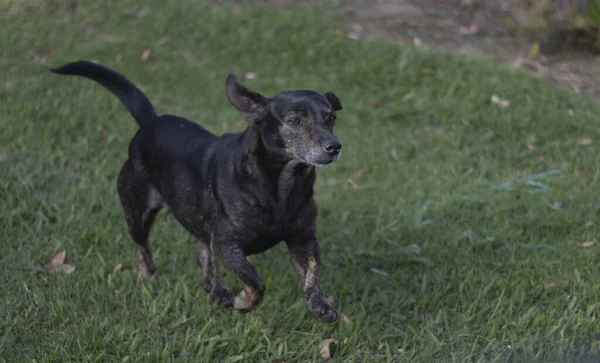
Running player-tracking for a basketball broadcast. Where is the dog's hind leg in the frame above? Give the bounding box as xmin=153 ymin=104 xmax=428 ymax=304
xmin=117 ymin=159 xmax=162 ymax=283
xmin=198 ymin=240 xmax=234 ymax=307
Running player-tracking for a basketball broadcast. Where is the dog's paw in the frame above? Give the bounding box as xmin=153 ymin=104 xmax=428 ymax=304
xmin=308 ymin=301 xmax=339 ymax=323
xmin=209 ymin=286 xmax=234 ymax=308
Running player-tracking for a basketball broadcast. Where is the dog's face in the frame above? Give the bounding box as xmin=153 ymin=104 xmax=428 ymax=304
xmin=226 ymin=75 xmax=343 ymax=167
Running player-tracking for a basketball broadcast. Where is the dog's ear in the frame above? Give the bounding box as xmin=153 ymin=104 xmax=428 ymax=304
xmin=324 ymin=92 xmax=343 ymax=111
xmin=226 ymin=74 xmax=267 ymax=124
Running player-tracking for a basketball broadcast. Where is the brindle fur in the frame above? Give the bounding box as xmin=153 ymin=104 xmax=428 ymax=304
xmin=50 ymin=61 xmax=343 ymax=322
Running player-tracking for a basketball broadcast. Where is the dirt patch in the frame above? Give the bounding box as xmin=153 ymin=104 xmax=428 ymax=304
xmin=341 ymin=0 xmax=600 ymax=100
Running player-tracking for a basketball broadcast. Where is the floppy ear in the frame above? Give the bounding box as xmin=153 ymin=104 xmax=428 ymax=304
xmin=324 ymin=91 xmax=343 ymax=111
xmin=226 ymin=74 xmax=267 ymax=124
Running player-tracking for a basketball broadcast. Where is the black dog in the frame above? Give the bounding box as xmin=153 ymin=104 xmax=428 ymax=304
xmin=50 ymin=61 xmax=343 ymax=322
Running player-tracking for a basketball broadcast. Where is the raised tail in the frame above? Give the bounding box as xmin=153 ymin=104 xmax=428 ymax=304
xmin=50 ymin=61 xmax=157 ymax=126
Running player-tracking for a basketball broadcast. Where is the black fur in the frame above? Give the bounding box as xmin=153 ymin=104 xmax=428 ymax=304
xmin=50 ymin=61 xmax=343 ymax=322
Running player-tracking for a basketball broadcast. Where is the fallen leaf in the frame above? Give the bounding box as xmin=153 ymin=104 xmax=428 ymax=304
xmin=115 ymin=54 xmax=122 ymax=62
xmin=458 ymin=24 xmax=479 ymax=36
xmin=342 ymin=315 xmax=351 ymax=324
xmin=158 ymin=37 xmax=169 ymax=45
xmin=273 ymin=359 xmax=287 ymax=363
xmin=245 ymin=72 xmax=257 ymax=80
xmin=319 ymin=339 xmax=338 ymax=360
xmin=260 ymin=328 xmax=271 ymax=334
xmin=45 ymin=250 xmax=66 ymax=266
xmin=391 ymin=227 xmax=400 ymax=231
xmin=44 ymin=250 xmax=76 ymax=274
xmin=351 ymin=167 xmax=367 ymax=179
xmin=575 ymin=170 xmax=581 ymax=177
xmin=577 ymin=240 xmax=596 ymax=247
xmin=342 ymin=337 xmax=349 ymax=344
xmin=326 ymin=295 xmax=335 ymax=305
xmin=95 ymin=123 xmax=103 ymax=132
xmin=491 ymin=95 xmax=510 ymax=108
xmin=37 ymin=47 xmax=54 ymax=57
xmin=375 ymin=354 xmax=391 ymax=360
xmin=543 ymin=282 xmax=558 ymax=288
xmin=232 ymin=6 xmax=242 ymax=14
xmin=113 ymin=263 xmax=123 ymax=272
xmin=348 ymin=179 xmax=358 ymax=190
xmin=413 ymin=37 xmax=423 ymax=46
xmin=578 ymin=138 xmax=593 ymax=145
xmin=421 ymin=68 xmax=435 ymax=74
xmin=113 ymin=289 xmax=119 ymax=295
xmin=141 ymin=48 xmax=151 ymax=61
xmin=235 ymin=119 xmax=244 ymax=128
xmin=527 ymin=144 xmax=534 ymax=150
xmin=367 ymin=99 xmax=380 ymax=107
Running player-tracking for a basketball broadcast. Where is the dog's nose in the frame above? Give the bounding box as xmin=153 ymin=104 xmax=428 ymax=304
xmin=322 ymin=140 xmax=342 ymax=156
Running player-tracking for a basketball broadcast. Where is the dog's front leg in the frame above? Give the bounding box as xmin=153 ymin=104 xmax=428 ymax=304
xmin=286 ymin=237 xmax=339 ymax=323
xmin=213 ymin=241 xmax=266 ymax=311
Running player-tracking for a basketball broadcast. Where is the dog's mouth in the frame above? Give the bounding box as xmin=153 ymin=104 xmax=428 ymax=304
xmin=302 ymin=150 xmax=341 ymax=168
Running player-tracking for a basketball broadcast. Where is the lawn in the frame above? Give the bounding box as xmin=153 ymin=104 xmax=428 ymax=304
xmin=2 ymin=0 xmax=600 ymax=362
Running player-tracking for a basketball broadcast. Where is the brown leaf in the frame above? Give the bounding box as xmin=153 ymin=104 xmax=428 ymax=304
xmin=260 ymin=328 xmax=271 ymax=334
xmin=575 ymin=170 xmax=581 ymax=178
xmin=141 ymin=48 xmax=151 ymax=61
xmin=113 ymin=289 xmax=120 ymax=295
xmin=342 ymin=337 xmax=349 ymax=345
xmin=115 ymin=53 xmax=122 ymax=62
xmin=37 ymin=47 xmax=54 ymax=57
xmin=326 ymin=295 xmax=335 ymax=305
xmin=351 ymin=167 xmax=367 ymax=179
xmin=232 ymin=6 xmax=242 ymax=14
xmin=273 ymin=359 xmax=287 ymax=363
xmin=235 ymin=119 xmax=244 ymax=128
xmin=342 ymin=314 xmax=351 ymax=324
xmin=413 ymin=37 xmax=423 ymax=46
xmin=578 ymin=138 xmax=593 ymax=145
xmin=367 ymin=99 xmax=380 ymax=107
xmin=319 ymin=339 xmax=338 ymax=360
xmin=577 ymin=240 xmax=596 ymax=247
xmin=347 ymin=179 xmax=358 ymax=190
xmin=527 ymin=144 xmax=534 ymax=150
xmin=158 ymin=37 xmax=169 ymax=45
xmin=421 ymin=68 xmax=435 ymax=74
xmin=391 ymin=227 xmax=400 ymax=232
xmin=44 ymin=250 xmax=76 ymax=274
xmin=113 ymin=263 xmax=123 ymax=272
xmin=45 ymin=263 xmax=76 ymax=274
xmin=95 ymin=123 xmax=103 ymax=132
xmin=45 ymin=250 xmax=66 ymax=267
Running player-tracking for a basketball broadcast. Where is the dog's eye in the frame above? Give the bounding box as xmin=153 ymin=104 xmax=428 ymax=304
xmin=288 ymin=117 xmax=300 ymax=125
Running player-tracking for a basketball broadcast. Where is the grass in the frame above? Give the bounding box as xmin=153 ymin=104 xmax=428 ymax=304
xmin=2 ymin=0 xmax=600 ymax=362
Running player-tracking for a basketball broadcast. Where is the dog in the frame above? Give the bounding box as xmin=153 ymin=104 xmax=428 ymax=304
xmin=50 ymin=61 xmax=343 ymax=322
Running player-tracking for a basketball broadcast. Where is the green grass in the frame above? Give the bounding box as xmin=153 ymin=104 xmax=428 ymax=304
xmin=2 ymin=0 xmax=600 ymax=362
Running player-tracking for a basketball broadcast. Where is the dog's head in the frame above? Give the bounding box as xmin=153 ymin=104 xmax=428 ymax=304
xmin=226 ymin=74 xmax=342 ymax=167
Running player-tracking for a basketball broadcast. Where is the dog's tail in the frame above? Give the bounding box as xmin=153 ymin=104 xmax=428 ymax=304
xmin=49 ymin=61 xmax=157 ymax=126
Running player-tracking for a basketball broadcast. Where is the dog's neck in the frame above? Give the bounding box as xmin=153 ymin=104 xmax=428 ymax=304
xmin=241 ymin=126 xmax=314 ymax=210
